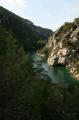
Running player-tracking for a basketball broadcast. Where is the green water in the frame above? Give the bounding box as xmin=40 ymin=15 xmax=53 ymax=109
xmin=32 ymin=53 xmax=79 ymax=86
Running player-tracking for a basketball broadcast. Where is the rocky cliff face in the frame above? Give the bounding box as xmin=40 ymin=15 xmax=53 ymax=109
xmin=47 ymin=19 xmax=79 ymax=80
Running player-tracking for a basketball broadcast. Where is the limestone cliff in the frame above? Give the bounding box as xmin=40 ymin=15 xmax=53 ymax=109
xmin=47 ymin=19 xmax=79 ymax=80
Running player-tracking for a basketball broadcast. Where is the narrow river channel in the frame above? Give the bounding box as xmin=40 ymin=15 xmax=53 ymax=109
xmin=32 ymin=53 xmax=79 ymax=86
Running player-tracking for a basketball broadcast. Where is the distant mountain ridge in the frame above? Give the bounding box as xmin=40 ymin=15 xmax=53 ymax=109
xmin=0 ymin=6 xmax=52 ymax=51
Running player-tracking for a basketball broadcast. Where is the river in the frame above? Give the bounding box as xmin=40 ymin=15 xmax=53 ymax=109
xmin=32 ymin=53 xmax=79 ymax=86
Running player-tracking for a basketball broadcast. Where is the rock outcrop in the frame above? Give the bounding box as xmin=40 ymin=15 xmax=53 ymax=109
xmin=47 ymin=19 xmax=79 ymax=80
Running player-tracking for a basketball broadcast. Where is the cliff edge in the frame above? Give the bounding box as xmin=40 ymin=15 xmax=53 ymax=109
xmin=47 ymin=19 xmax=79 ymax=80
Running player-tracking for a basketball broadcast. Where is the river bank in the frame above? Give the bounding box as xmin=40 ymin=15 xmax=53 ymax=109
xmin=32 ymin=53 xmax=79 ymax=86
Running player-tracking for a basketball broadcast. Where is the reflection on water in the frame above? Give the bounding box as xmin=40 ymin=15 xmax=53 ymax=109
xmin=32 ymin=53 xmax=78 ymax=86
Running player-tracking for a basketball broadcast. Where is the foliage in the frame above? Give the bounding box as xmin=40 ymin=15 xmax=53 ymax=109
xmin=74 ymin=18 xmax=79 ymax=25
xmin=0 ymin=26 xmax=33 ymax=111
xmin=0 ymin=9 xmax=79 ymax=120
xmin=37 ymin=38 xmax=46 ymax=47
xmin=55 ymin=22 xmax=74 ymax=42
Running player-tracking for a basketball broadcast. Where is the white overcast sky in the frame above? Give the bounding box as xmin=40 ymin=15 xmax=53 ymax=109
xmin=0 ymin=0 xmax=79 ymax=30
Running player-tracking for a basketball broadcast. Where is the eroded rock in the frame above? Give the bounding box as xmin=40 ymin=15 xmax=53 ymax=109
xmin=47 ymin=20 xmax=79 ymax=80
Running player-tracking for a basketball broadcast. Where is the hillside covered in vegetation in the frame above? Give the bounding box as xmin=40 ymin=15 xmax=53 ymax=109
xmin=0 ymin=6 xmax=79 ymax=120
xmin=0 ymin=6 xmax=52 ymax=51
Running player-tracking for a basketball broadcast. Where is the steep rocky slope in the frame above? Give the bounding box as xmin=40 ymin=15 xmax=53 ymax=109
xmin=47 ymin=19 xmax=79 ymax=80
xmin=0 ymin=6 xmax=52 ymax=51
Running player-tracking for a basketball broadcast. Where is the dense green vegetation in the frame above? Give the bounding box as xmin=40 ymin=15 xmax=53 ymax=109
xmin=0 ymin=6 xmax=79 ymax=120
xmin=0 ymin=26 xmax=79 ymax=120
xmin=55 ymin=22 xmax=74 ymax=37
xmin=55 ymin=22 xmax=76 ymax=43
xmin=75 ymin=18 xmax=79 ymax=25
xmin=0 ymin=26 xmax=33 ymax=107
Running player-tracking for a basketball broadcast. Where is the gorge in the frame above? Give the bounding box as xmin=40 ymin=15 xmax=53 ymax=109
xmin=0 ymin=6 xmax=79 ymax=120
xmin=41 ymin=20 xmax=79 ymax=80
xmin=32 ymin=53 xmax=78 ymax=86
